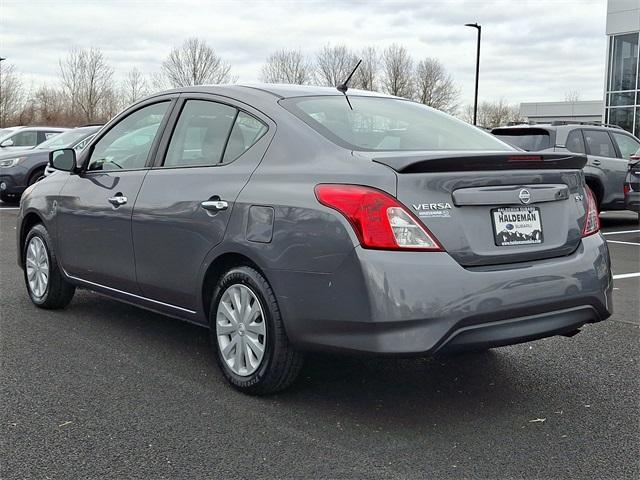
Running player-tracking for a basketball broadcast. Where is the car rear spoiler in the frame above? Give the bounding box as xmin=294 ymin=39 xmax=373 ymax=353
xmin=372 ymin=152 xmax=588 ymax=173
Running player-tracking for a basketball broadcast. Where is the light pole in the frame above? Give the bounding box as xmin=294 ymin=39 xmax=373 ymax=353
xmin=0 ymin=57 xmax=5 ymax=128
xmin=465 ymin=23 xmax=481 ymax=126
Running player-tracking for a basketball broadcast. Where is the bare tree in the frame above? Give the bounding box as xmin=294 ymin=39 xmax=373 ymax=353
xmin=381 ymin=44 xmax=414 ymax=98
xmin=161 ymin=38 xmax=235 ymax=87
xmin=351 ymin=46 xmax=378 ymax=91
xmin=59 ymin=48 xmax=114 ymax=122
xmin=461 ymin=99 xmax=523 ymax=128
xmin=123 ymin=67 xmax=148 ymax=105
xmin=260 ymin=49 xmax=313 ymax=84
xmin=315 ymin=44 xmax=358 ymax=87
xmin=0 ymin=62 xmax=25 ymax=127
xmin=564 ymin=90 xmax=581 ymax=103
xmin=32 ymin=86 xmax=65 ymax=124
xmin=414 ymin=58 xmax=459 ymax=114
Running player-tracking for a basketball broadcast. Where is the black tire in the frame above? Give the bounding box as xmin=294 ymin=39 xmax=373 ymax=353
xmin=23 ymin=224 xmax=75 ymax=309
xmin=0 ymin=192 xmax=18 ymax=204
xmin=209 ymin=266 xmax=303 ymax=395
xmin=28 ymin=168 xmax=45 ymax=186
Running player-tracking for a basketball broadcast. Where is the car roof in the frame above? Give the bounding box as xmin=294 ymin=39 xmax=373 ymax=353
xmin=7 ymin=126 xmax=69 ymax=132
xmin=150 ymin=83 xmax=396 ymax=101
xmin=492 ymin=124 xmax=622 ymax=133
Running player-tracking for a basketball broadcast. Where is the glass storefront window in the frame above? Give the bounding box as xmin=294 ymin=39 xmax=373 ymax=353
xmin=609 ymin=33 xmax=638 ymax=92
xmin=609 ymin=91 xmax=636 ymax=106
xmin=635 ymin=107 xmax=639 ymax=138
xmin=608 ymin=107 xmax=635 ymax=132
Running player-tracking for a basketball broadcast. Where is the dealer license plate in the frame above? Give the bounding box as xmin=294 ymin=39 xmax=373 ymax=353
xmin=492 ymin=207 xmax=543 ymax=246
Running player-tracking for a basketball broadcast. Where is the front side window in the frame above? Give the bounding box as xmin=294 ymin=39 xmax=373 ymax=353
xmin=565 ymin=130 xmax=585 ymax=154
xmin=87 ymin=102 xmax=170 ymax=171
xmin=583 ymin=130 xmax=616 ymax=158
xmin=281 ymin=96 xmax=512 ymax=151
xmin=10 ymin=131 xmax=38 ymax=147
xmin=611 ymin=131 xmax=640 ymax=159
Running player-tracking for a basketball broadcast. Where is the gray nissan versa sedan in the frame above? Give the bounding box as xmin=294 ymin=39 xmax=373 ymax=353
xmin=16 ymin=84 xmax=612 ymax=394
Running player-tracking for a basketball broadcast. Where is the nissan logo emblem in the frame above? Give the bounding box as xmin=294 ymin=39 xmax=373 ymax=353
xmin=519 ymin=189 xmax=531 ymax=204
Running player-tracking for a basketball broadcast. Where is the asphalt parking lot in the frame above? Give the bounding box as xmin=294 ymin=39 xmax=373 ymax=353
xmin=0 ymin=203 xmax=638 ymax=480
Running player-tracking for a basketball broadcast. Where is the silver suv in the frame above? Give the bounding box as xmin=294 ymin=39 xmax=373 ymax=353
xmin=492 ymin=123 xmax=640 ymax=211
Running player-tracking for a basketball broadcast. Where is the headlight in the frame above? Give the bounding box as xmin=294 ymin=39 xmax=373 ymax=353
xmin=0 ymin=157 xmax=23 ymax=168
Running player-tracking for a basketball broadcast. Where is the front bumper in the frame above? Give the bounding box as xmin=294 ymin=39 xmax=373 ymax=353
xmin=0 ymin=171 xmax=27 ymax=195
xmin=268 ymin=234 xmax=612 ymax=354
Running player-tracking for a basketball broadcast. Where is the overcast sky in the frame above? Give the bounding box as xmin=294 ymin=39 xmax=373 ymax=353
xmin=1 ymin=0 xmax=607 ymax=106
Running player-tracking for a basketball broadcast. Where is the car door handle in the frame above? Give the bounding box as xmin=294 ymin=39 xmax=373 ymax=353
xmin=201 ymin=200 xmax=229 ymax=211
xmin=108 ymin=195 xmax=128 ymax=206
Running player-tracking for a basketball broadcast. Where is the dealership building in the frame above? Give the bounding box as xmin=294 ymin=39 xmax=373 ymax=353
xmin=520 ymin=0 xmax=639 ymax=135
xmin=604 ymin=0 xmax=640 ymax=135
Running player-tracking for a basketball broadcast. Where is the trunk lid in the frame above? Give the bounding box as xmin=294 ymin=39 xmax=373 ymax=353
xmin=365 ymin=150 xmax=590 ymax=267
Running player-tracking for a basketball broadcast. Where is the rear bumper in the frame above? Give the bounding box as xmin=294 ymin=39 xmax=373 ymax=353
xmin=437 ymin=305 xmax=599 ymax=352
xmin=624 ymin=191 xmax=640 ymax=212
xmin=269 ymin=234 xmax=612 ymax=355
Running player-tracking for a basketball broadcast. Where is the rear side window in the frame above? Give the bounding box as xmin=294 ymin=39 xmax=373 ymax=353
xmin=583 ymin=130 xmax=616 ymax=158
xmin=610 ymin=132 xmax=640 ymax=159
xmin=164 ymin=100 xmax=267 ymax=167
xmin=492 ymin=128 xmax=550 ymax=151
xmin=282 ymin=96 xmax=511 ymax=151
xmin=222 ymin=112 xmax=268 ymax=163
xmin=565 ymin=130 xmax=585 ymax=154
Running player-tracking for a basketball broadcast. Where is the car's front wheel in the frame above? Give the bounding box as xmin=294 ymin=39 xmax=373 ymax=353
xmin=23 ymin=224 xmax=75 ymax=309
xmin=210 ymin=266 xmax=303 ymax=395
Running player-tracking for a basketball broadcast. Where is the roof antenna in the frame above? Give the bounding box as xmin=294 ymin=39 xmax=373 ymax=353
xmin=337 ymin=59 xmax=362 ymax=110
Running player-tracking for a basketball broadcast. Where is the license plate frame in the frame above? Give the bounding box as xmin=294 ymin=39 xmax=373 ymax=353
xmin=491 ymin=207 xmax=543 ymax=246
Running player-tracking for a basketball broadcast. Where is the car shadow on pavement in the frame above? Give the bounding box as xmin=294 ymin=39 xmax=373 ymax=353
xmin=63 ymin=290 xmax=605 ymax=434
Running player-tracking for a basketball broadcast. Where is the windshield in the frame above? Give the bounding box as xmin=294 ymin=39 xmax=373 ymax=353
xmin=281 ymin=96 xmax=513 ymax=151
xmin=37 ymin=129 xmax=94 ymax=150
xmin=0 ymin=129 xmax=17 ymax=142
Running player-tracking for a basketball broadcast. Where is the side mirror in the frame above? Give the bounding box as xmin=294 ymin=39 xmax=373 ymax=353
xmin=49 ymin=148 xmax=77 ymax=172
xmin=0 ymin=139 xmax=14 ymax=147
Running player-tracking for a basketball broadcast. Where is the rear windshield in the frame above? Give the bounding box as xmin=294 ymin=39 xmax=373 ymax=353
xmin=492 ymin=129 xmax=551 ymax=151
xmin=281 ymin=96 xmax=513 ymax=152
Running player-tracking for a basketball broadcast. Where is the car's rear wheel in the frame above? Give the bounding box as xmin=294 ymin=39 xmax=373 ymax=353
xmin=23 ymin=224 xmax=75 ymax=309
xmin=210 ymin=266 xmax=303 ymax=395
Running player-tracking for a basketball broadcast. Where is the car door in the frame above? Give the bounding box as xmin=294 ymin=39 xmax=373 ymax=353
xmin=132 ymin=96 xmax=272 ymax=311
xmin=56 ymin=99 xmax=175 ymax=292
xmin=583 ymin=129 xmax=627 ymax=209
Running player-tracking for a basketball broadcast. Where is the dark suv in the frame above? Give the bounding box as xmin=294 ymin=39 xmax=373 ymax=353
xmin=492 ymin=123 xmax=640 ymax=212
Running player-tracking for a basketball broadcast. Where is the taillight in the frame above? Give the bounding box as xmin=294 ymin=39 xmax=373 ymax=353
xmin=582 ymin=187 xmax=600 ymax=237
xmin=624 ymin=184 xmax=631 ymax=195
xmin=314 ymin=184 xmax=443 ymax=251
